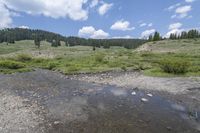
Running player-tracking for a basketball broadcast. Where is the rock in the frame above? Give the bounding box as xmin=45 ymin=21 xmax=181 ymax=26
xmin=166 ymin=126 xmax=172 ymax=131
xmin=141 ymin=98 xmax=148 ymax=102
xmin=147 ymin=93 xmax=153 ymax=97
xmin=131 ymin=91 xmax=136 ymax=95
xmin=53 ymin=121 xmax=60 ymax=125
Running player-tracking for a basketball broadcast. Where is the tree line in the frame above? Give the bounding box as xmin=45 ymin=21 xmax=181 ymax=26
xmin=148 ymin=29 xmax=200 ymax=42
xmin=169 ymin=29 xmax=200 ymax=40
xmin=0 ymin=28 xmax=146 ymax=49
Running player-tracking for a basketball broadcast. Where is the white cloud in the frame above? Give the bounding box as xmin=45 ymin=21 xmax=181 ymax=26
xmin=141 ymin=29 xmax=156 ymax=38
xmin=91 ymin=29 xmax=109 ymax=39
xmin=78 ymin=26 xmax=109 ymax=39
xmin=148 ymin=23 xmax=153 ymax=27
xmin=185 ymin=0 xmax=195 ymax=3
xmin=78 ymin=26 xmax=96 ymax=36
xmin=111 ymin=20 xmax=135 ymax=31
xmin=167 ymin=3 xmax=181 ymax=11
xmin=112 ymin=35 xmax=133 ymax=39
xmin=140 ymin=23 xmax=147 ymax=27
xmin=174 ymin=5 xmax=192 ymax=18
xmin=2 ymin=0 xmax=89 ymax=21
xmin=139 ymin=22 xmax=153 ymax=27
xmin=176 ymin=5 xmax=191 ymax=14
xmin=0 ymin=2 xmax=12 ymax=29
xmin=165 ymin=29 xmax=184 ymax=38
xmin=18 ymin=25 xmax=30 ymax=29
xmin=169 ymin=22 xmax=182 ymax=30
xmin=90 ymin=0 xmax=99 ymax=8
xmin=165 ymin=22 xmax=184 ymax=38
xmin=98 ymin=2 xmax=113 ymax=15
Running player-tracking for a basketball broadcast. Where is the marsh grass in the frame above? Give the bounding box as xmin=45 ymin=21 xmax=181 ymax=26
xmin=0 ymin=39 xmax=200 ymax=76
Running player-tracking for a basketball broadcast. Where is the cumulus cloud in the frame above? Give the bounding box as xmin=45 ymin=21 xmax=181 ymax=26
xmin=148 ymin=23 xmax=153 ymax=27
xmin=165 ymin=29 xmax=184 ymax=38
xmin=139 ymin=22 xmax=153 ymax=27
xmin=18 ymin=25 xmax=30 ymax=29
xmin=175 ymin=5 xmax=192 ymax=18
xmin=2 ymin=0 xmax=89 ymax=21
xmin=185 ymin=0 xmax=195 ymax=3
xmin=165 ymin=22 xmax=184 ymax=38
xmin=0 ymin=2 xmax=12 ymax=29
xmin=111 ymin=20 xmax=135 ymax=31
xmin=169 ymin=22 xmax=182 ymax=30
xmin=141 ymin=29 xmax=156 ymax=38
xmin=78 ymin=26 xmax=109 ymax=39
xmin=112 ymin=35 xmax=133 ymax=39
xmin=140 ymin=23 xmax=147 ymax=27
xmin=90 ymin=0 xmax=99 ymax=8
xmin=167 ymin=3 xmax=181 ymax=11
xmin=98 ymin=2 xmax=113 ymax=15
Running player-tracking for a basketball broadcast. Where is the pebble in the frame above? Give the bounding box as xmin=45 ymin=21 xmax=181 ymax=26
xmin=141 ymin=98 xmax=149 ymax=102
xmin=53 ymin=121 xmax=60 ymax=125
xmin=131 ymin=91 xmax=136 ymax=95
xmin=147 ymin=93 xmax=153 ymax=97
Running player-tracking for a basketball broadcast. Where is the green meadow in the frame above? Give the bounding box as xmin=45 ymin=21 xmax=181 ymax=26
xmin=0 ymin=39 xmax=200 ymax=76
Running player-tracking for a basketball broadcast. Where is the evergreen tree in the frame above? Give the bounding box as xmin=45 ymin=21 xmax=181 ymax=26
xmin=148 ymin=35 xmax=153 ymax=41
xmin=153 ymin=31 xmax=161 ymax=41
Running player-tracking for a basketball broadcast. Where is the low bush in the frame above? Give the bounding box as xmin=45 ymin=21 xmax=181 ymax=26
xmin=95 ymin=54 xmax=105 ymax=63
xmin=160 ymin=59 xmax=190 ymax=74
xmin=16 ymin=54 xmax=32 ymax=62
xmin=0 ymin=60 xmax=26 ymax=69
xmin=121 ymin=66 xmax=127 ymax=71
xmin=47 ymin=62 xmax=58 ymax=70
xmin=67 ymin=66 xmax=79 ymax=73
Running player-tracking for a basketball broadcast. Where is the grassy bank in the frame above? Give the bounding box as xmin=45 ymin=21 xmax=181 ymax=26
xmin=0 ymin=39 xmax=200 ymax=76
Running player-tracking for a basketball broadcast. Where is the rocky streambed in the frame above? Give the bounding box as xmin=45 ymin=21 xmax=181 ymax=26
xmin=0 ymin=70 xmax=199 ymax=133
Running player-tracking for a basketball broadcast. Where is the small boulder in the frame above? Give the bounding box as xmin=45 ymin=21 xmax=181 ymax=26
xmin=141 ymin=98 xmax=148 ymax=102
xmin=147 ymin=93 xmax=153 ymax=97
xmin=131 ymin=91 xmax=136 ymax=95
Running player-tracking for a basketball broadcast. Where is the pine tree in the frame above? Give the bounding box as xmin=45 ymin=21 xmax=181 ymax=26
xmin=148 ymin=35 xmax=153 ymax=41
xmin=153 ymin=31 xmax=161 ymax=41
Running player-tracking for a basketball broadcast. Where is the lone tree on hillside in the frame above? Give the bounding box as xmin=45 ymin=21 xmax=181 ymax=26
xmin=153 ymin=31 xmax=161 ymax=41
xmin=34 ymin=35 xmax=41 ymax=48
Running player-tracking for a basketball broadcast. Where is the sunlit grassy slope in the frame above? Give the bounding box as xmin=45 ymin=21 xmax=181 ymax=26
xmin=0 ymin=39 xmax=200 ymax=76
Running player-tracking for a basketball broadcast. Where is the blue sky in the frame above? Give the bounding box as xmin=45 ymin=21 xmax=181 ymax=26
xmin=0 ymin=0 xmax=200 ymax=38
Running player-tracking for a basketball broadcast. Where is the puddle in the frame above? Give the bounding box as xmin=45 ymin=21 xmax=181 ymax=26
xmin=0 ymin=70 xmax=199 ymax=133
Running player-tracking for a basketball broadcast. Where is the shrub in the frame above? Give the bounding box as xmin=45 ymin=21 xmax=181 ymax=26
xmin=67 ymin=66 xmax=79 ymax=72
xmin=0 ymin=60 xmax=25 ymax=69
xmin=160 ymin=59 xmax=190 ymax=74
xmin=95 ymin=54 xmax=105 ymax=63
xmin=47 ymin=62 xmax=58 ymax=70
xmin=121 ymin=66 xmax=127 ymax=71
xmin=16 ymin=54 xmax=32 ymax=62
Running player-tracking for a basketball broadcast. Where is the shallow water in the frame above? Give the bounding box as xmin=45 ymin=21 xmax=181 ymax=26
xmin=0 ymin=70 xmax=199 ymax=133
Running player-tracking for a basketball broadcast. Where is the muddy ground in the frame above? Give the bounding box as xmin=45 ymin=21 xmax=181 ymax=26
xmin=0 ymin=70 xmax=200 ymax=133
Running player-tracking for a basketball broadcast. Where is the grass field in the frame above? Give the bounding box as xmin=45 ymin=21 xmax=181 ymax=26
xmin=0 ymin=39 xmax=200 ymax=76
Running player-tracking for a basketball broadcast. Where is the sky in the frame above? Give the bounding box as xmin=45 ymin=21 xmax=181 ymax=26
xmin=0 ymin=0 xmax=200 ymax=39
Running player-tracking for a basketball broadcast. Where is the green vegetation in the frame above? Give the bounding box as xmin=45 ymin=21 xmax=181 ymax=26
xmin=0 ymin=39 xmax=200 ymax=77
xmin=0 ymin=60 xmax=25 ymax=69
xmin=159 ymin=59 xmax=190 ymax=74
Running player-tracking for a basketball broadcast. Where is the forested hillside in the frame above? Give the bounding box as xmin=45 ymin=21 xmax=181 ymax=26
xmin=0 ymin=28 xmax=146 ymax=49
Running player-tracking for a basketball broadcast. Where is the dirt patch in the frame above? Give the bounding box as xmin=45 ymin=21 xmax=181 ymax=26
xmin=0 ymin=90 xmax=45 ymax=133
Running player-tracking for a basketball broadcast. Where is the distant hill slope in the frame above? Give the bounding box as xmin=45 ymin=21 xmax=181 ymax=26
xmin=0 ymin=28 xmax=146 ymax=49
xmin=136 ymin=39 xmax=200 ymax=54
